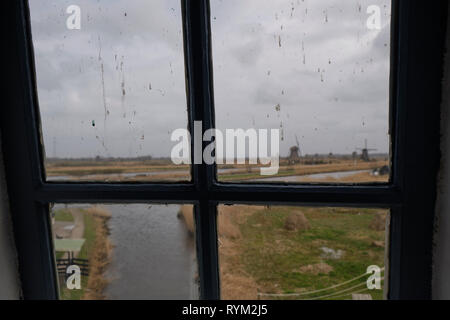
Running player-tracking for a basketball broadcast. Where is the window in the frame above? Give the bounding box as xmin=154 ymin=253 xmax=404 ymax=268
xmin=211 ymin=0 xmax=392 ymax=184
xmin=52 ymin=204 xmax=198 ymax=299
xmin=0 ymin=0 xmax=445 ymax=300
xmin=30 ymin=0 xmax=190 ymax=182
xmin=217 ymin=205 xmax=389 ymax=300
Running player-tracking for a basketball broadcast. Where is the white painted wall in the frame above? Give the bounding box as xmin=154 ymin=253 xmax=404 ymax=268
xmin=433 ymin=4 xmax=450 ymax=300
xmin=0 ymin=132 xmax=21 ymax=299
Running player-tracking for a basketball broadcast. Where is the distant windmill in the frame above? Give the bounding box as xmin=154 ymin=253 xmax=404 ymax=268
xmin=295 ymin=135 xmax=302 ymax=157
xmin=288 ymin=135 xmax=302 ymax=165
xmin=356 ymin=139 xmax=377 ymax=162
xmin=53 ymin=136 xmax=57 ymax=159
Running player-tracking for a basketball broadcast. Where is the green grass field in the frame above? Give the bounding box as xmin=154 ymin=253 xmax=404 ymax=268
xmin=54 ymin=209 xmax=74 ymax=222
xmin=237 ymin=207 xmax=386 ymax=300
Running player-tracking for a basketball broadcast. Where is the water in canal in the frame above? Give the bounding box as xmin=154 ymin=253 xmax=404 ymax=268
xmin=103 ymin=204 xmax=198 ymax=299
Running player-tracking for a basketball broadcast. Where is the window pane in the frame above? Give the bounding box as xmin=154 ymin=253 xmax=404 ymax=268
xmin=50 ymin=204 xmax=198 ymax=299
xmin=29 ymin=0 xmax=190 ymax=182
xmin=211 ymin=0 xmax=391 ymax=184
xmin=218 ymin=205 xmax=389 ymax=300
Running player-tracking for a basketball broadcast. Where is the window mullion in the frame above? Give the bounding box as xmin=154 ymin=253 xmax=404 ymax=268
xmin=183 ymin=0 xmax=219 ymax=299
xmin=194 ymin=201 xmax=220 ymax=299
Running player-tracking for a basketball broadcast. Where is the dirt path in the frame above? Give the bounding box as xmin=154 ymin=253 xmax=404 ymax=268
xmin=53 ymin=208 xmax=85 ymax=259
xmin=70 ymin=209 xmax=85 ymax=240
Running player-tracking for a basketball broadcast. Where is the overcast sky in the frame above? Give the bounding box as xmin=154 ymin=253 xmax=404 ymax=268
xmin=29 ymin=0 xmax=391 ymax=159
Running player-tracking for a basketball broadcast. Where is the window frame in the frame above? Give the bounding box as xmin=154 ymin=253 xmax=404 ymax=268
xmin=0 ymin=0 xmax=446 ymax=300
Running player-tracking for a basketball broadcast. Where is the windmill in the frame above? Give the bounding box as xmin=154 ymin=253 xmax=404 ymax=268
xmin=288 ymin=135 xmax=302 ymax=165
xmin=356 ymin=139 xmax=377 ymax=162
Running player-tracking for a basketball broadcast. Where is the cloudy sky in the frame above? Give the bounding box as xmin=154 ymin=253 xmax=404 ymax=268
xmin=29 ymin=0 xmax=391 ymax=159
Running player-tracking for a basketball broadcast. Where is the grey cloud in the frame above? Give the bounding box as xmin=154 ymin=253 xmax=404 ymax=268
xmin=30 ymin=0 xmax=392 ymax=158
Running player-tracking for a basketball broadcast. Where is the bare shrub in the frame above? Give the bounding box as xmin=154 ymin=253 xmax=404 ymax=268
xmin=218 ymin=211 xmax=241 ymax=240
xmin=284 ymin=211 xmax=310 ymax=231
xmin=178 ymin=205 xmax=195 ymax=235
xmin=369 ymin=213 xmax=386 ymax=231
xmin=84 ymin=205 xmax=111 ymax=218
xmin=82 ymin=207 xmax=112 ymax=300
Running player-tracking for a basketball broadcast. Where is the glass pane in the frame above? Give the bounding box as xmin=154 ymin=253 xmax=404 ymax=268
xmin=218 ymin=205 xmax=389 ymax=300
xmin=211 ymin=0 xmax=391 ymax=183
xmin=29 ymin=1 xmax=190 ymax=182
xmin=50 ymin=204 xmax=198 ymax=299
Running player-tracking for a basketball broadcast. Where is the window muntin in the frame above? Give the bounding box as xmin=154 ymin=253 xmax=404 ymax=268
xmin=29 ymin=0 xmax=190 ymax=182
xmin=218 ymin=205 xmax=388 ymax=300
xmin=210 ymin=0 xmax=391 ymax=184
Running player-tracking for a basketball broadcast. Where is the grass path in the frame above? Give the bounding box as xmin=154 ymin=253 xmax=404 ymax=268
xmin=70 ymin=209 xmax=85 ymax=240
xmin=58 ymin=207 xmax=112 ymax=300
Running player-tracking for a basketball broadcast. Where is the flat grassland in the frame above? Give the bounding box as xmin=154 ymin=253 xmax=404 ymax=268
xmin=56 ymin=206 xmax=112 ymax=300
xmin=180 ymin=203 xmax=387 ymax=300
xmin=45 ymin=158 xmax=389 ymax=183
xmin=52 ymin=157 xmax=389 ymax=300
